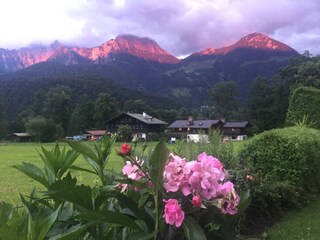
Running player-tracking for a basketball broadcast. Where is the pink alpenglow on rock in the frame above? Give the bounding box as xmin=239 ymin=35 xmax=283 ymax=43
xmin=163 ymin=199 xmax=185 ymax=228
xmin=191 ymin=195 xmax=202 ymax=207
xmin=120 ymin=143 xmax=132 ymax=155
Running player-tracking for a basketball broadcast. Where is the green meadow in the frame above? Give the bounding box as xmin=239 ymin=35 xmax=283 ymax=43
xmin=0 ymin=142 xmax=123 ymax=204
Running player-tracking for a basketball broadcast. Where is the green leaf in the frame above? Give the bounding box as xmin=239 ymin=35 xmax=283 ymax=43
xmin=68 ymin=165 xmax=95 ymax=174
xmin=149 ymin=140 xmax=170 ymax=187
xmin=182 ymin=216 xmax=207 ymax=240
xmin=0 ymin=202 xmax=14 ymax=226
xmin=26 ymin=205 xmax=62 ymax=240
xmin=76 ymin=210 xmax=143 ymax=231
xmin=235 ymin=189 xmax=252 ymax=218
xmin=46 ymin=173 xmax=93 ymax=210
xmin=128 ymin=231 xmax=155 ymax=240
xmin=68 ymin=140 xmax=98 ymax=163
xmin=48 ymin=223 xmax=92 ymax=240
xmin=13 ymin=163 xmax=49 ymax=188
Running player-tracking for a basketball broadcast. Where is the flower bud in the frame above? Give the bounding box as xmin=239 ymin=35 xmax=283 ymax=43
xmin=120 ymin=143 xmax=132 ymax=155
xmin=192 ymin=195 xmax=202 ymax=207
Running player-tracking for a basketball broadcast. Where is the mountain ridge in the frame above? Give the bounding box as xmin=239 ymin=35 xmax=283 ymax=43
xmin=0 ymin=32 xmax=299 ymax=73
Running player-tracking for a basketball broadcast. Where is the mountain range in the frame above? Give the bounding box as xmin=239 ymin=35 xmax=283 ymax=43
xmin=0 ymin=32 xmax=300 ymax=121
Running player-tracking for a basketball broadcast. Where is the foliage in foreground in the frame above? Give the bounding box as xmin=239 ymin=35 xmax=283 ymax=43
xmin=0 ymin=135 xmax=250 ymax=239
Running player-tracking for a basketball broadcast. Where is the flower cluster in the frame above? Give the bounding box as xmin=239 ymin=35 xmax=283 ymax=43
xmin=163 ymin=152 xmax=240 ymax=227
xmin=120 ymin=144 xmax=240 ymax=229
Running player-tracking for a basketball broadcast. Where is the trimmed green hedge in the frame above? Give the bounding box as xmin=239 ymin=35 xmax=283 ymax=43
xmin=239 ymin=126 xmax=320 ymax=217
xmin=286 ymin=87 xmax=320 ymax=129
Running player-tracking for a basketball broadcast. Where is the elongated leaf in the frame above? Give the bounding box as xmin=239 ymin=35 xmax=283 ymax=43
xmin=48 ymin=223 xmax=92 ymax=240
xmin=128 ymin=231 xmax=155 ymax=240
xmin=149 ymin=140 xmax=170 ymax=186
xmin=76 ymin=210 xmax=143 ymax=231
xmin=182 ymin=216 xmax=207 ymax=240
xmin=68 ymin=141 xmax=98 ymax=163
xmin=235 ymin=189 xmax=251 ymax=218
xmin=36 ymin=204 xmax=62 ymax=240
xmin=69 ymin=165 xmax=95 ymax=174
xmin=46 ymin=173 xmax=93 ymax=210
xmin=0 ymin=202 xmax=14 ymax=226
xmin=13 ymin=163 xmax=49 ymax=188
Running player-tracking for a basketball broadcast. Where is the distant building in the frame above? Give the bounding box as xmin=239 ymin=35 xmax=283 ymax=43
xmin=167 ymin=116 xmax=224 ymax=138
xmin=106 ymin=112 xmax=167 ymax=139
xmin=85 ymin=130 xmax=106 ymax=141
xmin=9 ymin=133 xmax=32 ymax=142
xmin=222 ymin=121 xmax=251 ymax=141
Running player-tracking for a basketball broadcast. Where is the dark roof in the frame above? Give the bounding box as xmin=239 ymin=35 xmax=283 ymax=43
xmin=167 ymin=120 xmax=221 ymax=129
xmin=108 ymin=112 xmax=167 ymax=125
xmin=223 ymin=121 xmax=250 ymax=128
xmin=127 ymin=112 xmax=167 ymax=125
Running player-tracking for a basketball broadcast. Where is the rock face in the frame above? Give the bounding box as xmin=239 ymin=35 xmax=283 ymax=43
xmin=0 ymin=34 xmax=180 ymax=73
xmin=194 ymin=32 xmax=298 ymax=56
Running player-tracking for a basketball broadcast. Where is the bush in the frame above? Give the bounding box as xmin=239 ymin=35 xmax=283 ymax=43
xmin=25 ymin=116 xmax=63 ymax=142
xmin=239 ymin=126 xmax=320 ymax=220
xmin=286 ymin=87 xmax=320 ymax=129
xmin=147 ymin=132 xmax=160 ymax=141
xmin=116 ymin=124 xmax=132 ymax=142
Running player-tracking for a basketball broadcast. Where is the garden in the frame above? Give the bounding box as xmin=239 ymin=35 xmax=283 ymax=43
xmin=1 ymin=126 xmax=320 ymax=239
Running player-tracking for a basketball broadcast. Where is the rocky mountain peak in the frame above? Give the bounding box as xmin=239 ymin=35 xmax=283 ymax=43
xmin=197 ymin=32 xmax=298 ymax=56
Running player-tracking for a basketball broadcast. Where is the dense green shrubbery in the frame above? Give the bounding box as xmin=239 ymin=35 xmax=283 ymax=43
xmin=286 ymin=87 xmax=320 ymax=129
xmin=239 ymin=126 xmax=320 ymax=221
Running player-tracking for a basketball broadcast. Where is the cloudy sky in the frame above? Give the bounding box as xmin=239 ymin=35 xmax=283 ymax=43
xmin=1 ymin=0 xmax=320 ymax=57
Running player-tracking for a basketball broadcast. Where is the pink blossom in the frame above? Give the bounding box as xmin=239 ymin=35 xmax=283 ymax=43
xmin=192 ymin=195 xmax=202 ymax=207
xmin=122 ymin=161 xmax=144 ymax=181
xmin=163 ymin=154 xmax=189 ymax=193
xmin=163 ymin=199 xmax=185 ymax=228
xmin=184 ymin=153 xmax=226 ymax=200
xmin=218 ymin=182 xmax=240 ymax=215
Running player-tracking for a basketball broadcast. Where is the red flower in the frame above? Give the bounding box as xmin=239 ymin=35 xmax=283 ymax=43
xmin=120 ymin=143 xmax=132 ymax=155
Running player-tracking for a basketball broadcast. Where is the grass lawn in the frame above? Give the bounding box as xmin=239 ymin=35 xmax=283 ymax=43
xmin=0 ymin=141 xmax=159 ymax=204
xmin=266 ymin=197 xmax=320 ymax=240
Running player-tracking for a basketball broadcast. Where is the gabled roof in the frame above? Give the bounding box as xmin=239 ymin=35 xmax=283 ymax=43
xmin=10 ymin=133 xmax=31 ymax=137
xmin=167 ymin=120 xmax=222 ymax=129
xmin=86 ymin=130 xmax=106 ymax=136
xmin=223 ymin=121 xmax=250 ymax=128
xmin=126 ymin=112 xmax=167 ymax=125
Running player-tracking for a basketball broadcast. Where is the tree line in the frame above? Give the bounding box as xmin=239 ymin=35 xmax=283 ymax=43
xmin=0 ymin=54 xmax=320 ymax=141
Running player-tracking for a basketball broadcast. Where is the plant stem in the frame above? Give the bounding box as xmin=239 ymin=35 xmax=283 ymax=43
xmin=154 ymin=193 xmax=159 ymax=240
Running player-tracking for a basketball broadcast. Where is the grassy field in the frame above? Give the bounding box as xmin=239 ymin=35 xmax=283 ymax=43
xmin=0 ymin=141 xmax=160 ymax=204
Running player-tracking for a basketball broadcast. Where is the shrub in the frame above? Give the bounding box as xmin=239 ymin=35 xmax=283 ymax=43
xmin=286 ymin=87 xmax=320 ymax=129
xmin=116 ymin=124 xmax=132 ymax=142
xmin=147 ymin=132 xmax=160 ymax=141
xmin=239 ymin=126 xmax=320 ymax=221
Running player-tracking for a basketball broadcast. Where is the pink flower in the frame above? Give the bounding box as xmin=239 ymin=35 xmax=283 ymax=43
xmin=192 ymin=195 xmax=202 ymax=207
xmin=184 ymin=153 xmax=226 ymax=200
xmin=218 ymin=182 xmax=240 ymax=215
xmin=164 ymin=154 xmax=189 ymax=194
xmin=163 ymin=199 xmax=185 ymax=228
xmin=122 ymin=161 xmax=144 ymax=181
xmin=120 ymin=143 xmax=131 ymax=155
